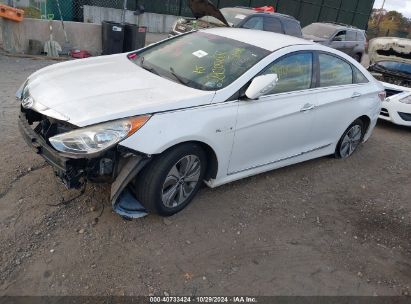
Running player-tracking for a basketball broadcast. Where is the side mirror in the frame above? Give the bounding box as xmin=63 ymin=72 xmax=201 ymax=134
xmin=245 ymin=74 xmax=279 ymax=100
xmin=333 ymin=36 xmax=343 ymax=42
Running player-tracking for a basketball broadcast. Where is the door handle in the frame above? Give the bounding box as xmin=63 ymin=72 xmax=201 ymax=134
xmin=300 ymin=103 xmax=315 ymax=112
xmin=351 ymin=92 xmax=362 ymax=99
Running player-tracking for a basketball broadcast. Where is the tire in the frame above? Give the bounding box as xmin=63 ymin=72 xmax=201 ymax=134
xmin=133 ymin=143 xmax=207 ymax=216
xmin=335 ymin=119 xmax=365 ymax=159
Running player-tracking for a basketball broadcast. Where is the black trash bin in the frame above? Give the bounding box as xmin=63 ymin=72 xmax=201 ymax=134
xmin=102 ymin=21 xmax=125 ymax=55
xmin=124 ymin=24 xmax=147 ymax=52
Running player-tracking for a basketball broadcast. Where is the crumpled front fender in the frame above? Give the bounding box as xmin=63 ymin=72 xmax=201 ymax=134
xmin=110 ymin=154 xmax=151 ymax=219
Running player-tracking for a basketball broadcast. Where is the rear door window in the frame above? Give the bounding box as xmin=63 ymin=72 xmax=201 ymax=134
xmin=319 ymin=53 xmax=353 ymax=87
xmin=264 ymin=17 xmax=283 ymax=33
xmin=346 ymin=30 xmax=357 ymax=41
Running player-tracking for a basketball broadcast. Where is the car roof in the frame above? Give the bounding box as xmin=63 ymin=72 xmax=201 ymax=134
xmin=310 ymin=22 xmax=362 ymax=31
xmin=202 ymin=27 xmax=313 ymax=51
xmin=222 ymin=7 xmax=298 ymax=21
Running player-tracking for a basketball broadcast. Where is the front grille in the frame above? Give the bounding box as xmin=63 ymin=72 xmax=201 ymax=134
xmin=398 ymin=112 xmax=411 ymax=121
xmin=22 ymin=108 xmax=76 ymax=143
xmin=380 ymin=108 xmax=390 ymax=117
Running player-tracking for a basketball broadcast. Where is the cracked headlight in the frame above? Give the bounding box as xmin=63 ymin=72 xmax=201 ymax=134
xmin=399 ymin=95 xmax=411 ymax=104
xmin=49 ymin=115 xmax=151 ymax=155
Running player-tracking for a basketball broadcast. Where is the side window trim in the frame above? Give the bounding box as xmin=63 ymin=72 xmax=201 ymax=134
xmin=313 ymin=51 xmax=320 ymax=88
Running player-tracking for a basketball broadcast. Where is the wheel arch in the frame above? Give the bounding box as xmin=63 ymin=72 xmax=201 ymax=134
xmin=358 ymin=115 xmax=371 ymax=134
xmin=153 ymin=140 xmax=219 ymax=181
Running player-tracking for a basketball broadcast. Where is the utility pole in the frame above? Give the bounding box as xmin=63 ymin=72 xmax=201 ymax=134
xmin=377 ymin=0 xmax=386 ymax=27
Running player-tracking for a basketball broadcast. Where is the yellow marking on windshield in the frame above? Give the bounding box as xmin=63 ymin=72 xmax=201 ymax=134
xmin=207 ymin=51 xmax=227 ymax=84
xmin=231 ymin=48 xmax=244 ymax=60
xmin=193 ymin=66 xmax=206 ymax=74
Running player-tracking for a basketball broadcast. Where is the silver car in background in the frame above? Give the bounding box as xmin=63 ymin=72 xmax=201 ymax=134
xmin=302 ymin=22 xmax=366 ymax=62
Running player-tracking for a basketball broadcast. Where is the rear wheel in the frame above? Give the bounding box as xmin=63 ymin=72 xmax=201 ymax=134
xmin=335 ymin=119 xmax=365 ymax=159
xmin=133 ymin=143 xmax=207 ymax=216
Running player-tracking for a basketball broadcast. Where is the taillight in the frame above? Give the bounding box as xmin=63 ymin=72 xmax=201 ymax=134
xmin=378 ymin=91 xmax=386 ymax=101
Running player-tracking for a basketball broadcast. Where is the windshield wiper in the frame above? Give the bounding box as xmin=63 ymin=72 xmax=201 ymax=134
xmin=169 ymin=67 xmax=189 ymax=85
xmin=140 ymin=57 xmax=160 ymax=76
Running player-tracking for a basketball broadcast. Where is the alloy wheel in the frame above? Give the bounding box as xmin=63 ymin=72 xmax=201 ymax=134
xmin=339 ymin=124 xmax=362 ymax=158
xmin=161 ymin=155 xmax=201 ymax=208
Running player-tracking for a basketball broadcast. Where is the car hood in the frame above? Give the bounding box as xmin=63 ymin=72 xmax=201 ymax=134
xmin=24 ymin=54 xmax=215 ymax=127
xmin=369 ymin=37 xmax=411 ymax=65
xmin=302 ymin=34 xmax=327 ymax=43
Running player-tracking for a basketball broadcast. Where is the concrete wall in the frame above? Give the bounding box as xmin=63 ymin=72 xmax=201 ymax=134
xmin=0 ymin=17 xmax=169 ymax=55
xmin=83 ymin=6 xmax=178 ymax=34
xmin=1 ymin=18 xmax=103 ymax=55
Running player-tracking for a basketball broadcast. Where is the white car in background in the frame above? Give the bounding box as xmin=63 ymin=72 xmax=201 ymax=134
xmin=379 ymin=82 xmax=411 ymax=126
xmin=17 ymin=28 xmax=385 ymax=219
xmin=367 ymin=37 xmax=411 ymax=126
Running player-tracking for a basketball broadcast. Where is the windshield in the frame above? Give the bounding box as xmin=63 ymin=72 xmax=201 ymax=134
xmin=376 ymin=61 xmax=411 ymax=75
xmin=302 ymin=24 xmax=336 ymax=39
xmin=130 ymin=32 xmax=270 ymax=91
xmin=199 ymin=8 xmax=253 ymax=27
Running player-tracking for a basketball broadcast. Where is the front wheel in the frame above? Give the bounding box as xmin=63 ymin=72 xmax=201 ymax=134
xmin=133 ymin=143 xmax=207 ymax=216
xmin=335 ymin=119 xmax=365 ymax=159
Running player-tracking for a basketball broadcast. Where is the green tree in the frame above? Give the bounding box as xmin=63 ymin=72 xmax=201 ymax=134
xmin=368 ymin=10 xmax=411 ymax=39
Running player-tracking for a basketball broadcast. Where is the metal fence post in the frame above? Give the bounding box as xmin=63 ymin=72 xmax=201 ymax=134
xmin=351 ymin=0 xmax=360 ymax=27
xmin=317 ymin=0 xmax=325 ymax=22
xmin=121 ymin=0 xmax=127 ymax=23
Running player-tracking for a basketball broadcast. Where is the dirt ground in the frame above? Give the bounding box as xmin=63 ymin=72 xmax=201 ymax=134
xmin=0 ymin=54 xmax=410 ymax=296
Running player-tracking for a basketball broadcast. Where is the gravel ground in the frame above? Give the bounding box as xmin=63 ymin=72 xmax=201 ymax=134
xmin=0 ymin=54 xmax=410 ymax=296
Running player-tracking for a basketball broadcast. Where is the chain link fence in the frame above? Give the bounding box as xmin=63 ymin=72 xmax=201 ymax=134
xmin=3 ymin=0 xmax=199 ymax=22
xmin=2 ymin=0 xmax=374 ymax=30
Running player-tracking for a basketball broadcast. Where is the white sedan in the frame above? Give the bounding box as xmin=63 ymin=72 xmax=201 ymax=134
xmin=17 ymin=28 xmax=385 ymax=218
xmin=379 ymin=82 xmax=411 ymax=127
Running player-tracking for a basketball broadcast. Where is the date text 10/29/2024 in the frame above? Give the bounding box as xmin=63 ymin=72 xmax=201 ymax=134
xmin=149 ymin=296 xmax=258 ymax=303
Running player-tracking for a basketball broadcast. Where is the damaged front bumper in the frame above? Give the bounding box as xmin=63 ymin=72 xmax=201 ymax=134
xmin=18 ymin=111 xmax=151 ymax=219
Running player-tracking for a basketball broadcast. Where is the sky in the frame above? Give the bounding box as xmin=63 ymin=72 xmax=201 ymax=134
xmin=373 ymin=0 xmax=411 ymax=18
